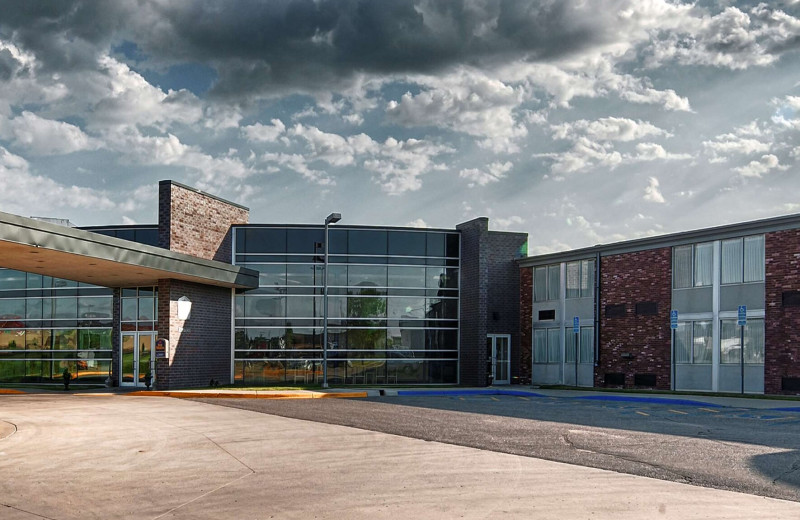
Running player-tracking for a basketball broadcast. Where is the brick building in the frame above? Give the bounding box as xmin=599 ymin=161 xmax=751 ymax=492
xmin=519 ymin=214 xmax=800 ymax=395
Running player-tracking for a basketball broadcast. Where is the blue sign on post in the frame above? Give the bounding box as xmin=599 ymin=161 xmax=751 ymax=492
xmin=738 ymin=305 xmax=747 ymax=326
xmin=573 ymin=316 xmax=580 ymax=333
xmin=670 ymin=310 xmax=678 ymax=330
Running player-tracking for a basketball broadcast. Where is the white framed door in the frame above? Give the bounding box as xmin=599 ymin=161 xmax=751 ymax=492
xmin=488 ymin=334 xmax=511 ymax=385
xmin=120 ymin=332 xmax=155 ymax=387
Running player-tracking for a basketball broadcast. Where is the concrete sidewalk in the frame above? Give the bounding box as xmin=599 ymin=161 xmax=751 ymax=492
xmin=1 ymin=393 xmax=798 ymax=519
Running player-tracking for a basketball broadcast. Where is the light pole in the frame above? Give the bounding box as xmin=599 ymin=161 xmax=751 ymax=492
xmin=322 ymin=212 xmax=341 ymax=389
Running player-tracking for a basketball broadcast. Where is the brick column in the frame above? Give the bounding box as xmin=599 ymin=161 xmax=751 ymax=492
xmin=765 ymin=229 xmax=800 ymax=394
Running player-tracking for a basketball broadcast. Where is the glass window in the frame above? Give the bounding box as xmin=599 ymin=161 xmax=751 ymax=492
xmin=26 ymin=330 xmax=49 ymax=350
xmin=721 ymin=238 xmax=743 ymax=284
xmin=445 ymin=234 xmax=460 ymax=258
xmin=78 ymin=297 xmax=112 ymax=320
xmin=425 ymin=299 xmax=457 ymax=320
xmin=286 ymin=264 xmax=321 ymax=287
xmin=675 ymin=322 xmax=691 ymax=363
xmin=388 ymin=267 xmax=426 ymax=288
xmin=286 ymin=296 xmax=319 ymax=318
xmin=547 ymin=328 xmax=560 ymax=363
xmin=286 ymin=229 xmax=324 ymax=254
xmin=694 ymin=243 xmax=713 ymax=287
xmin=566 ymin=262 xmax=580 ymax=299
xmin=426 ymin=267 xmax=457 ymax=289
xmin=425 ymin=329 xmax=458 ymax=350
xmin=346 ymin=329 xmax=387 ymax=350
xmin=580 ymin=327 xmax=594 ymax=363
xmin=721 ymin=318 xmax=764 ymax=364
xmin=239 ymin=228 xmax=287 ymax=254
xmin=533 ymin=329 xmax=547 ymax=363
xmin=348 ymin=230 xmax=387 ymax=256
xmin=388 ymin=231 xmax=427 ymax=256
xmin=426 ymin=233 xmax=445 ymax=257
xmin=0 ymin=298 xmax=25 ymax=317
xmin=78 ymin=329 xmax=112 ymax=350
xmin=326 ymin=265 xmax=347 ymax=286
xmin=533 ymin=267 xmax=547 ymax=302
xmin=388 ymin=297 xmax=426 ymax=320
xmin=347 ymin=265 xmax=387 ymax=287
xmin=245 ymin=296 xmax=285 ymax=318
xmin=121 ymin=298 xmax=137 ymax=321
xmin=347 ymin=297 xmax=387 ymax=318
xmin=0 ymin=270 xmax=26 ymax=290
xmin=0 ymin=330 xmax=24 ymax=350
xmin=250 ymin=264 xmax=286 ymax=287
xmin=744 ymin=235 xmax=765 ymax=283
xmin=53 ymin=298 xmax=78 ymax=319
xmin=565 ymin=329 xmax=576 ymax=363
xmin=693 ymin=321 xmax=712 ymax=363
xmin=53 ymin=329 xmax=77 ymax=350
xmin=673 ymin=245 xmax=692 ymax=289
xmin=547 ymin=265 xmax=560 ymax=301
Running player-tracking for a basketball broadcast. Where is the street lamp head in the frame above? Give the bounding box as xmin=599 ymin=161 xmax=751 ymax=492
xmin=325 ymin=212 xmax=342 ymax=224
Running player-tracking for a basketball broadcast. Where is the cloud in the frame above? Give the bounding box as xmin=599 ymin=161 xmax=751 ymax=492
xmin=492 ymin=215 xmax=525 ymax=231
xmin=643 ymin=176 xmax=666 ymax=203
xmin=459 ymin=161 xmax=513 ymax=187
xmin=633 ymin=142 xmax=692 ymax=161
xmin=551 ymin=117 xmax=670 ymax=142
xmin=0 ymin=146 xmax=115 ymax=214
xmin=702 ymin=133 xmax=772 ymax=162
xmin=405 ymin=218 xmax=428 ymax=228
xmin=8 ymin=111 xmax=99 ymax=155
xmin=241 ymin=119 xmax=286 ymax=143
xmin=734 ymin=154 xmax=786 ymax=177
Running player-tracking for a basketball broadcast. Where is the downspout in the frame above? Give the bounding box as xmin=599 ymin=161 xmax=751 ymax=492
xmin=594 ymin=252 xmax=601 ymax=376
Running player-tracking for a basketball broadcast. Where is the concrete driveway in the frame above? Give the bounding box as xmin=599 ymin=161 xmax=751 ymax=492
xmin=1 ymin=394 xmax=799 ymax=519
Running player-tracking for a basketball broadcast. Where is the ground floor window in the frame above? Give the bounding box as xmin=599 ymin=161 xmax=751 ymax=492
xmin=675 ymin=321 xmax=712 ymax=363
xmin=720 ymin=318 xmax=765 ymax=364
xmin=533 ymin=328 xmax=560 ymax=363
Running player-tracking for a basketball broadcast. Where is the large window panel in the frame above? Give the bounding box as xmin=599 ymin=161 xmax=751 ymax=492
xmin=53 ymin=298 xmax=78 ymax=319
xmin=388 ymin=231 xmax=426 ymax=256
xmin=533 ymin=329 xmax=547 ymax=363
xmin=675 ymin=322 xmax=691 ymax=363
xmin=348 ymin=230 xmax=387 ymax=256
xmin=533 ymin=266 xmax=547 ymax=302
xmin=347 ymin=265 xmax=387 ymax=287
xmin=565 ymin=262 xmax=580 ymax=299
xmin=286 ymin=264 xmax=321 ymax=287
xmin=387 ymin=297 xmax=426 ymax=320
xmin=744 ymin=235 xmax=765 ymax=282
xmin=547 ymin=265 xmax=560 ymax=301
xmin=347 ymin=297 xmax=387 ymax=318
xmin=721 ymin=238 xmax=743 ymax=284
xmin=547 ymin=328 xmax=560 ymax=363
xmin=720 ymin=320 xmax=740 ymax=364
xmin=745 ymin=319 xmax=765 ymax=363
xmin=673 ymin=245 xmax=692 ymax=289
xmin=0 ymin=298 xmax=25 ymax=317
xmin=388 ymin=266 xmax=427 ymax=288
xmin=286 ymin=229 xmax=324 ymax=254
xmin=252 ymin=264 xmax=287 ymax=287
xmin=0 ymin=270 xmax=26 ymax=290
xmin=565 ymin=330 xmax=576 ymax=363
xmin=694 ymin=243 xmax=713 ymax=287
xmin=245 ymin=296 xmax=286 ymax=318
xmin=693 ymin=321 xmax=712 ymax=363
xmin=580 ymin=326 xmax=594 ymax=363
xmin=286 ymin=296 xmax=320 ymax=318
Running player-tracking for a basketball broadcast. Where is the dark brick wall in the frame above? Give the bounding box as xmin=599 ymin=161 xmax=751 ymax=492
xmin=598 ymin=247 xmax=672 ymax=390
xmin=158 ymin=180 xmax=249 ymax=262
xmin=519 ymin=267 xmax=532 ymax=381
xmin=765 ymin=229 xmax=800 ymax=394
xmin=156 ymin=279 xmax=232 ymax=389
xmin=457 ymin=218 xmax=527 ymax=386
xmin=457 ymin=218 xmax=488 ymax=386
xmin=487 ymin=232 xmax=527 ymax=381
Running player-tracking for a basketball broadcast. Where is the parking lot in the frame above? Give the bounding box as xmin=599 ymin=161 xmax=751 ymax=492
xmin=202 ymin=392 xmax=800 ymax=502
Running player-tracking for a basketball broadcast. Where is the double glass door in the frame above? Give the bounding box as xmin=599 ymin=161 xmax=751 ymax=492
xmin=121 ymin=332 xmax=155 ymax=387
xmin=488 ymin=334 xmax=511 ymax=385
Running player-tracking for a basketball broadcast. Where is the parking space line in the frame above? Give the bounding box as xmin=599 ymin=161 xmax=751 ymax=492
xmin=517 ymin=396 xmax=530 ymax=401
xmin=669 ymin=409 xmax=688 ymax=415
xmin=635 ymin=411 xmax=649 ymax=416
xmin=490 ymin=397 xmax=499 ymax=402
xmin=700 ymin=408 xmax=720 ymax=413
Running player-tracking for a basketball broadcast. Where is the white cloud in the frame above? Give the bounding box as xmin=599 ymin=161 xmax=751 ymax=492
xmin=8 ymin=111 xmax=99 ymax=155
xmin=0 ymin=146 xmax=115 ymax=214
xmin=405 ymin=218 xmax=428 ymax=228
xmin=242 ymin=119 xmax=286 ymax=143
xmin=643 ymin=176 xmax=666 ymax=203
xmin=734 ymin=154 xmax=786 ymax=177
xmin=459 ymin=161 xmax=513 ymax=187
xmin=492 ymin=215 xmax=525 ymax=231
xmin=634 ymin=142 xmax=692 ymax=161
xmin=551 ymin=117 xmax=669 ymax=142
xmin=702 ymin=133 xmax=772 ymax=162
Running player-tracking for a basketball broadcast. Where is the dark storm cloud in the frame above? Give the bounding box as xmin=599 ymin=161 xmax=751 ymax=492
xmin=0 ymin=0 xmax=608 ymax=99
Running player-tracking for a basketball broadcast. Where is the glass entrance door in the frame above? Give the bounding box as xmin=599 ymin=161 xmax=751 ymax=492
xmin=121 ymin=332 xmax=155 ymax=387
xmin=488 ymin=334 xmax=511 ymax=385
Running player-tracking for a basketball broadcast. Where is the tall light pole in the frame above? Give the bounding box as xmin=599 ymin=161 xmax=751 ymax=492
xmin=322 ymin=212 xmax=341 ymax=389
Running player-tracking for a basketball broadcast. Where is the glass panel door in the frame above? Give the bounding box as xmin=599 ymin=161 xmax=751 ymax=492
xmin=121 ymin=333 xmax=135 ymax=384
xmin=488 ymin=334 xmax=511 ymax=385
xmin=138 ymin=334 xmax=153 ymax=385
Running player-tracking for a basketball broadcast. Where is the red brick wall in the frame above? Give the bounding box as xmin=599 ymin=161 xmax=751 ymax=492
xmin=765 ymin=229 xmax=800 ymax=394
xmin=156 ymin=279 xmax=232 ymax=389
xmin=519 ymin=267 xmax=532 ymax=382
xmin=159 ymin=181 xmax=249 ymax=262
xmin=598 ymin=248 xmax=672 ymax=389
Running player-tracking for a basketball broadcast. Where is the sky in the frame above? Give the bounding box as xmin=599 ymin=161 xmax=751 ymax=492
xmin=1 ymin=0 xmax=800 ymax=255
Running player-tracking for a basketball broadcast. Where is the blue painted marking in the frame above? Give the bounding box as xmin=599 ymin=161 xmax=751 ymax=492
xmin=770 ymin=407 xmax=800 ymax=412
xmin=573 ymin=395 xmax=722 ymax=407
xmin=397 ymin=389 xmax=546 ymax=398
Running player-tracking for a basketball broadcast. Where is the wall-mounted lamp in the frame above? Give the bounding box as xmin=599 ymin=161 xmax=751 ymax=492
xmin=177 ymin=296 xmax=192 ymax=320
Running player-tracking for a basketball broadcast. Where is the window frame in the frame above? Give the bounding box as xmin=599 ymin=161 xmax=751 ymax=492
xmin=533 ymin=264 xmax=561 ymax=303
xmin=673 ymin=242 xmax=714 ymax=289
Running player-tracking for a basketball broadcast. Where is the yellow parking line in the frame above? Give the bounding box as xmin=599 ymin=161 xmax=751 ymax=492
xmin=518 ymin=396 xmax=530 ymax=401
xmin=669 ymin=409 xmax=688 ymax=415
xmin=459 ymin=397 xmax=465 ymax=401
xmin=636 ymin=411 xmax=649 ymax=416
xmin=490 ymin=396 xmax=499 ymax=401
xmin=700 ymin=408 xmax=720 ymax=413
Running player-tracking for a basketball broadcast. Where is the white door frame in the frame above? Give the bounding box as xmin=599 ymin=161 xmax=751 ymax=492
xmin=488 ymin=334 xmax=511 ymax=385
xmin=120 ymin=331 xmax=155 ymax=387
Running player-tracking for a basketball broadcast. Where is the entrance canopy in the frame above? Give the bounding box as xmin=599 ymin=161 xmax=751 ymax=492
xmin=0 ymin=211 xmax=258 ymax=289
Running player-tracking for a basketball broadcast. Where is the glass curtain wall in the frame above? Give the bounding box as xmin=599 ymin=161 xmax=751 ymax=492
xmin=0 ymin=268 xmax=113 ymax=383
xmin=233 ymin=227 xmax=460 ymax=385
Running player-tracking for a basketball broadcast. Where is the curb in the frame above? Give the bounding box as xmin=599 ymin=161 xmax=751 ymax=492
xmin=397 ymin=389 xmax=546 ymax=398
xmin=0 ymin=389 xmax=26 ymax=395
xmin=125 ymin=391 xmax=368 ymax=399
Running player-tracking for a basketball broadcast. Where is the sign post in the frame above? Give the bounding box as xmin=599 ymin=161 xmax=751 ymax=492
xmin=573 ymin=317 xmax=580 ymax=386
xmin=670 ymin=310 xmax=678 ymax=391
xmin=738 ymin=305 xmax=747 ymax=394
